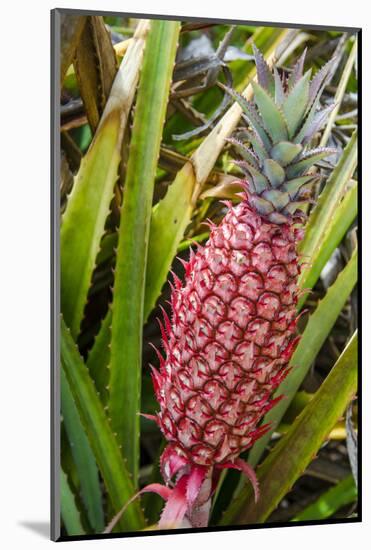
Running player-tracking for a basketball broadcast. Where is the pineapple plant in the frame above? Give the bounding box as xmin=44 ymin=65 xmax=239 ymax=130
xmin=58 ymin=15 xmax=358 ymax=539
xmin=141 ymin=48 xmax=337 ymax=528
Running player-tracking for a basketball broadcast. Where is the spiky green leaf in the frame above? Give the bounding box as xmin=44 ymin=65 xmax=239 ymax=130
xmin=60 ymin=20 xmax=150 ymax=337
xmin=262 ymin=189 xmax=290 ymax=210
xmin=61 ymin=319 xmax=144 ymax=531
xmin=293 ymin=474 xmax=357 ymax=521
xmin=283 ymin=70 xmax=311 ymax=138
xmin=263 ymin=159 xmax=285 ymax=187
xmin=307 ymin=56 xmax=337 ymax=113
xmin=86 ymin=310 xmax=112 ymax=404
xmin=226 ymin=137 xmax=260 ymax=168
xmin=60 ymin=468 xmax=85 ymax=535
xmin=298 ymin=131 xmax=358 ymax=306
xmin=287 ymin=48 xmax=307 ymax=91
xmin=286 ymin=148 xmax=335 ymax=178
xmin=251 ymin=81 xmax=288 ymax=142
xmin=244 ymin=162 xmax=270 ymax=193
xmin=225 ymin=86 xmax=272 ymax=151
xmin=319 ymin=40 xmax=357 ymax=146
xmin=249 ymin=194 xmax=274 ymax=214
xmin=253 ymin=44 xmax=275 ymax=96
xmin=271 ymin=141 xmax=302 ymax=166
xmin=283 ymin=175 xmax=315 ymax=196
xmin=243 ymin=129 xmax=269 ymax=163
xmin=61 ymin=369 xmax=104 ymax=532
xmin=273 ymin=67 xmax=285 ymax=105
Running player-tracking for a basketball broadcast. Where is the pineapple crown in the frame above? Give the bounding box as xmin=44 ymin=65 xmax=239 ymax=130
xmin=226 ymin=46 xmax=337 ymax=224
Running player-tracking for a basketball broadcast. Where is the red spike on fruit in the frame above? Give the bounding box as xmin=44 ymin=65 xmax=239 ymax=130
xmin=159 ymin=305 xmax=172 ymax=336
xmin=157 ymin=317 xmax=170 ymax=353
xmin=149 ymin=365 xmax=163 ymax=400
xmin=281 ymin=335 xmax=301 ymax=361
xmin=205 ymin=217 xmax=216 ymax=228
xmin=170 ymin=270 xmax=182 ymax=289
xmin=177 ymin=256 xmax=189 ymax=271
xmin=148 ymin=342 xmax=166 ymax=371
xmin=139 ymin=412 xmax=159 ymax=423
xmin=263 ymin=394 xmax=285 ymax=414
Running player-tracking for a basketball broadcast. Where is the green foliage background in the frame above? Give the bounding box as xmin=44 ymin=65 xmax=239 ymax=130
xmin=58 ymin=15 xmax=358 ymax=536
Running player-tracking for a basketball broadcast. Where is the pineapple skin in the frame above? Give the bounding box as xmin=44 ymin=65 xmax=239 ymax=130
xmin=152 ymin=199 xmax=301 ymax=468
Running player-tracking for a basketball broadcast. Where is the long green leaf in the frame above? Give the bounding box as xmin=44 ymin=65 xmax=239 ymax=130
xmin=144 ymin=30 xmax=290 ymax=320
xmin=60 ymin=468 xmax=85 ymax=535
xmin=320 ymin=39 xmax=357 ymax=146
xmin=144 ymin=163 xmax=196 ymax=320
xmin=61 ymin=369 xmax=104 ymax=532
xmin=220 ymin=248 xmax=357 ymax=524
xmin=108 ymin=20 xmax=180 ymax=483
xmin=61 ymin=319 xmax=144 ymax=531
xmin=293 ymin=474 xmax=357 ymax=521
xmin=298 ymin=129 xmax=357 ymax=307
xmin=86 ymin=308 xmax=112 ymax=404
xmin=227 ymin=332 xmax=358 ymax=525
xmin=60 ymin=20 xmax=150 ymax=337
xmin=298 ymin=180 xmax=357 ymax=307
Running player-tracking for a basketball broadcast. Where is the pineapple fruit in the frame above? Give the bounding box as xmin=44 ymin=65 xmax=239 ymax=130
xmin=145 ymin=47 xmax=335 ymax=529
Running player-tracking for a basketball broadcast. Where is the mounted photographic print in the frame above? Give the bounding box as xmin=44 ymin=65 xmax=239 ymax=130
xmin=51 ymin=8 xmax=361 ymax=542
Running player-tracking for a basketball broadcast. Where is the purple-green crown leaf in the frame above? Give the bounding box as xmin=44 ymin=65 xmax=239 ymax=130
xmin=270 ymin=142 xmax=303 ymax=166
xmin=273 ymin=67 xmax=285 ymax=106
xmin=253 ymin=43 xmax=275 ymax=96
xmin=226 ymin=137 xmax=260 ymax=168
xmin=241 ymin=161 xmax=270 ymax=193
xmin=263 ymin=159 xmax=285 ymax=188
xmin=286 ymin=148 xmax=336 ymax=178
xmin=282 ymin=175 xmax=316 ymax=196
xmin=262 ymin=189 xmax=290 ymax=210
xmin=241 ymin=128 xmax=270 ymax=164
xmin=223 ymin=84 xmax=272 ymax=150
xmin=227 ymin=47 xmax=336 ymax=223
xmin=287 ymin=47 xmax=307 ymax=91
xmin=249 ymin=194 xmax=275 ymax=215
xmin=251 ymin=81 xmax=289 ymax=143
xmin=283 ymin=70 xmax=311 ymax=138
xmin=302 ymin=103 xmax=335 ymax=144
xmin=308 ymin=56 xmax=337 ymax=108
